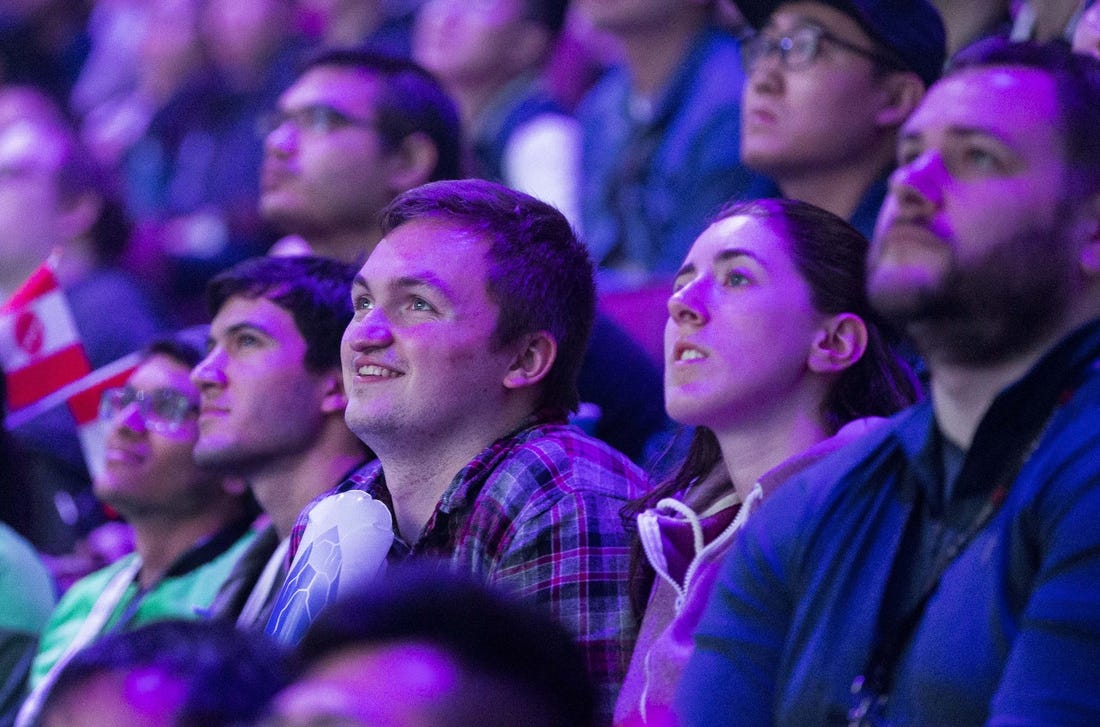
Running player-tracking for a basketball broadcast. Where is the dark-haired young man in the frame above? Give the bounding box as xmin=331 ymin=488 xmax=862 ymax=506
xmin=413 ymin=0 xmax=580 ymax=225
xmin=739 ymin=0 xmax=945 ymax=237
xmin=191 ymin=255 xmax=372 ymax=629
xmin=20 ymin=328 xmax=258 ymax=727
xmin=678 ymin=40 xmax=1100 ymax=726
xmin=260 ymin=49 xmax=462 ymax=265
xmin=291 ymin=179 xmax=648 ymax=721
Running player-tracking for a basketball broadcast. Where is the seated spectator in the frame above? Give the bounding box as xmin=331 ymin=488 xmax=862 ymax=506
xmin=21 ymin=327 xmax=260 ymax=726
xmin=267 ymin=567 xmax=596 ymax=727
xmin=35 ymin=619 xmax=287 ymax=727
xmin=0 ymin=514 xmax=55 ymax=726
xmin=614 ymin=198 xmax=918 ymax=724
xmin=294 ymin=0 xmax=420 ymax=57
xmin=1009 ymin=0 xmax=1087 ymax=41
xmin=575 ymin=0 xmax=753 ymax=285
xmin=1073 ymin=0 xmax=1100 ymax=58
xmin=260 ymin=49 xmax=666 ymax=461
xmin=193 ymin=257 xmax=373 ymax=632
xmin=0 ymin=84 xmax=166 ymax=554
xmin=414 ymin=0 xmax=581 ymax=226
xmin=676 ymin=40 xmax=1100 ymax=726
xmin=0 ymin=0 xmax=88 ymax=104
xmin=261 ymin=49 xmax=461 ymax=264
xmin=287 ymin=179 xmax=649 ymax=721
xmin=738 ymin=0 xmax=944 ymax=238
xmin=931 ymin=0 xmax=1010 ymax=57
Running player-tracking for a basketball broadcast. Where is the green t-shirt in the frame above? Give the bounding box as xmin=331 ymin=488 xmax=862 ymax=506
xmin=31 ymin=526 xmax=255 ymax=687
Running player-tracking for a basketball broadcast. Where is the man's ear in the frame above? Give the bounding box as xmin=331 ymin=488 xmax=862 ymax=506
xmin=502 ymin=331 xmax=557 ymax=390
xmin=807 ymin=313 xmax=868 ymax=374
xmin=506 ymin=21 xmax=553 ymax=73
xmin=319 ymin=368 xmax=349 ymax=414
xmin=874 ymin=72 xmax=925 ymax=129
xmin=386 ymin=132 xmax=440 ymax=195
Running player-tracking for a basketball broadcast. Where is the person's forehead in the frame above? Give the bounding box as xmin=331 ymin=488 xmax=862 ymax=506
xmin=906 ymin=66 xmax=1060 ymax=146
xmin=767 ymin=1 xmax=873 ymax=43
xmin=130 ymin=354 xmax=195 ymax=390
xmin=279 ymin=65 xmax=383 ymax=114
xmin=371 ymin=218 xmax=490 ymax=270
xmin=212 ymin=295 xmax=304 ymax=341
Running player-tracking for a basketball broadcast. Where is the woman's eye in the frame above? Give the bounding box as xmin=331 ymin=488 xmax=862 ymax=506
xmin=726 ymin=271 xmax=750 ymax=287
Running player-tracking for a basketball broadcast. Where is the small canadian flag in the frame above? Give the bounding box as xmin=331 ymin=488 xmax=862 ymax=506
xmin=0 ymin=258 xmax=92 ymax=411
xmin=2 ymin=257 xmax=139 ymax=479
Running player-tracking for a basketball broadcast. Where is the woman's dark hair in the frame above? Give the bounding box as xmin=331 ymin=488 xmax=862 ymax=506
xmin=624 ymin=198 xmax=921 ymax=613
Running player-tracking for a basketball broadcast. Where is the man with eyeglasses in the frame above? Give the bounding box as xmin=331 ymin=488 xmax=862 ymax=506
xmin=19 ymin=327 xmax=259 ymax=727
xmin=260 ymin=49 xmax=462 ymax=265
xmin=677 ymin=39 xmax=1100 ymax=725
xmin=739 ymin=0 xmax=945 ymax=238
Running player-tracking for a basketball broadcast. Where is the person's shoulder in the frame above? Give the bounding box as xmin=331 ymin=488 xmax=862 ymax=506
xmin=495 ymin=423 xmax=650 ymax=501
xmin=576 ymin=64 xmax=629 ymax=122
xmin=0 ymin=524 xmax=55 ymax=630
xmin=49 ymin=553 xmax=138 ymax=625
xmin=685 ymin=28 xmax=744 ymax=100
xmin=763 ymin=406 xmax=922 ymax=518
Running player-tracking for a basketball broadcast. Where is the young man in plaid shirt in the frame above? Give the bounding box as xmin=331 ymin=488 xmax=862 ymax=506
xmin=289 ymin=179 xmax=648 ymax=722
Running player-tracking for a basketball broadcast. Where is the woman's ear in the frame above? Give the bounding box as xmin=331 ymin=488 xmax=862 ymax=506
xmin=502 ymin=331 xmax=557 ymax=390
xmin=808 ymin=313 xmax=868 ymax=374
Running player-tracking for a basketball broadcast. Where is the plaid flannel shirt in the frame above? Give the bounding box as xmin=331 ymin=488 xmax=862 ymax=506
xmin=289 ymin=413 xmax=649 ymax=723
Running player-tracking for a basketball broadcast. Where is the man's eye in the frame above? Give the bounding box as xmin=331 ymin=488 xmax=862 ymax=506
xmin=963 ymin=147 xmax=1000 ymax=170
xmin=354 ymin=295 xmax=373 ymax=311
xmin=304 ymin=106 xmax=339 ymax=132
xmin=409 ymin=298 xmax=434 ymax=312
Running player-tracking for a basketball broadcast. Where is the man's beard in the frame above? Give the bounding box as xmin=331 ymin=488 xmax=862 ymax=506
xmin=874 ymin=215 xmax=1079 ymax=366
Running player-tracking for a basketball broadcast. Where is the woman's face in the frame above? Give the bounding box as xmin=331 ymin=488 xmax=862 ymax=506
xmin=664 ymin=214 xmax=826 ymax=431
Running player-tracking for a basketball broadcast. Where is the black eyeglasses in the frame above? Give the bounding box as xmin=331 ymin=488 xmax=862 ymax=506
xmin=256 ymin=104 xmax=377 ymax=138
xmin=741 ymin=24 xmax=904 ymax=73
xmin=99 ymin=386 xmax=198 ymax=433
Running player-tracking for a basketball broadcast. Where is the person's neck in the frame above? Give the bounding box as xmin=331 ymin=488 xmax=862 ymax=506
xmin=619 ymin=16 xmax=706 ymax=98
xmin=447 ymin=78 xmax=512 ymax=135
xmin=304 ymin=227 xmax=381 ymax=265
xmin=248 ymin=429 xmax=368 ymax=539
xmin=774 ymin=150 xmax=893 ymax=222
xmin=324 ymin=4 xmax=382 ymax=47
xmin=925 ymin=306 xmax=1098 ymax=449
xmin=372 ymin=407 xmax=531 ymax=543
xmin=129 ymin=503 xmax=244 ymax=590
xmin=713 ymin=401 xmax=830 ymax=504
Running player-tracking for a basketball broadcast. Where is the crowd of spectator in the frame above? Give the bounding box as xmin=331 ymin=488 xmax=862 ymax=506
xmin=2 ymin=1 xmax=1100 ymax=726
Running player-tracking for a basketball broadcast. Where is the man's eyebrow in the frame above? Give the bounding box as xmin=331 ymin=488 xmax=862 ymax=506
xmin=944 ymin=125 xmax=1015 ymax=148
xmin=219 ymin=321 xmax=273 ymax=340
xmin=900 ymin=124 xmax=1014 ymax=148
xmin=392 ymin=273 xmax=456 ymax=300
